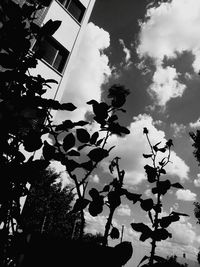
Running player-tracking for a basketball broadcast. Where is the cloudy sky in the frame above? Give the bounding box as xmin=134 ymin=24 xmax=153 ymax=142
xmin=57 ymin=0 xmax=200 ymax=266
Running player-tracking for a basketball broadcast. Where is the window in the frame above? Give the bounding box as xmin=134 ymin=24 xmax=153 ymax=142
xmin=57 ymin=0 xmax=85 ymax=23
xmin=34 ymin=37 xmax=69 ymax=73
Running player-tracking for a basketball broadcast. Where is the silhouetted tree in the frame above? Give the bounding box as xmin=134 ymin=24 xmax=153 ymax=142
xmin=197 ymin=250 xmax=200 ymax=265
xmin=189 ymin=130 xmax=200 ymax=165
xmin=20 ymin=169 xmax=81 ymax=240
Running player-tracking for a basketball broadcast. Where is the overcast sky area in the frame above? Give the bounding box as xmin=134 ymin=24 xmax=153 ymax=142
xmin=56 ymin=0 xmax=200 ymax=266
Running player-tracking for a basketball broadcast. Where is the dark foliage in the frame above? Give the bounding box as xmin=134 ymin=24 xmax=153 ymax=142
xmin=132 ymin=129 xmax=188 ymax=266
xmin=0 ymin=0 xmax=133 ymax=266
xmin=190 ymin=130 xmax=200 ymax=165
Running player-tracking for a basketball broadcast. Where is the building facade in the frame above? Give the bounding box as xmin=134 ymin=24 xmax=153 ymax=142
xmin=29 ymin=0 xmax=96 ymax=106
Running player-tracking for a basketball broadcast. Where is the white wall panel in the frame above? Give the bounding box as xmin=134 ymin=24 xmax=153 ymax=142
xmin=79 ymin=0 xmax=90 ymax=7
xmin=29 ymin=61 xmax=62 ymax=101
xmin=43 ymin=1 xmax=80 ymax=51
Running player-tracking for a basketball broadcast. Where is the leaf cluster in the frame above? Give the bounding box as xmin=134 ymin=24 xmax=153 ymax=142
xmin=130 ymin=128 xmax=188 ymax=266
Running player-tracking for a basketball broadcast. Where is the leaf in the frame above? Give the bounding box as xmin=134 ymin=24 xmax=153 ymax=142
xmin=64 ymin=159 xmax=79 ymax=172
xmin=93 ymin=102 xmax=109 ymax=119
xmin=159 ymin=168 xmax=166 ymax=174
xmin=23 ymin=132 xmax=43 ymax=152
xmin=153 ymin=228 xmax=172 ymax=241
xmin=76 ymin=128 xmax=90 ymax=143
xmin=78 ymin=144 xmax=89 ymax=151
xmin=108 ymin=114 xmax=118 ymax=123
xmin=44 ymin=79 xmax=58 ymax=84
xmin=88 ymin=198 xmax=104 ymax=216
xmin=107 ymin=122 xmax=130 ymax=136
xmin=102 ymin=185 xmax=110 ymax=192
xmin=90 ymin=132 xmax=99 ymax=145
xmin=131 ymin=223 xmax=151 ymax=233
xmin=170 ymin=211 xmax=189 ymax=217
xmin=154 ymin=255 xmax=167 ymax=263
xmin=72 ymin=198 xmax=90 ymax=213
xmin=140 ymin=231 xmax=152 ymax=242
xmin=87 ymin=148 xmax=108 ymax=162
xmin=144 ymin=165 xmax=157 ymax=183
xmin=125 ymin=192 xmax=142 ymax=204
xmin=55 ymin=120 xmax=74 ymax=131
xmin=96 ymin=138 xmax=104 ymax=146
xmin=137 ymin=255 xmax=149 ymax=267
xmin=108 ymin=191 xmax=121 ymax=208
xmin=89 ymin=188 xmax=99 ymax=200
xmin=157 ymin=179 xmax=171 ymax=195
xmin=42 ymin=140 xmax=56 ymax=160
xmin=143 ymin=154 xmax=153 ymax=158
xmin=110 ymin=227 xmax=120 ymax=239
xmin=87 ymin=99 xmax=98 ymax=105
xmin=114 ymin=242 xmax=133 ymax=266
xmin=67 ymin=149 xmax=80 ymax=157
xmin=81 ymin=160 xmax=93 ymax=171
xmin=63 ymin=133 xmax=76 ymax=151
xmin=140 ymin=198 xmax=154 ymax=211
xmin=153 ymin=141 xmax=161 ymax=152
xmin=158 ymin=147 xmax=166 ymax=153
xmin=171 ymin=182 xmax=184 ymax=189
xmin=159 ymin=216 xmax=174 ymax=228
xmin=61 ymin=103 xmax=77 ymax=111
xmin=74 ymin=120 xmax=88 ymax=127
xmin=0 ymin=53 xmax=17 ymax=69
xmin=40 ymin=19 xmax=62 ymax=37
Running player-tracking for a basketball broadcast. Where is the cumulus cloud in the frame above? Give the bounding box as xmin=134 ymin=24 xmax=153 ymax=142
xmin=117 ymin=204 xmax=131 ymax=216
xmin=149 ymin=65 xmax=186 ymax=106
xmin=89 ymin=174 xmax=100 ymax=183
xmin=137 ymin=0 xmax=200 ymax=106
xmin=55 ymin=22 xmax=112 ymax=122
xmin=84 ymin=211 xmax=120 ymax=235
xmin=49 ymin=161 xmax=73 ymax=188
xmin=170 ymin=122 xmax=186 ymax=138
xmin=119 ymin=39 xmax=132 ymax=68
xmin=189 ymin=118 xmax=200 ymax=128
xmin=84 ymin=212 xmax=107 ymax=234
xmin=169 ymin=218 xmax=199 ymax=246
xmin=102 ymin=114 xmax=189 ymax=185
xmin=194 ymin=173 xmax=200 ymax=187
xmin=176 ymin=189 xmax=197 ymax=201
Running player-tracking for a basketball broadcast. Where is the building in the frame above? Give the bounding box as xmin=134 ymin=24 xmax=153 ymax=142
xmin=15 ymin=0 xmax=96 ymax=107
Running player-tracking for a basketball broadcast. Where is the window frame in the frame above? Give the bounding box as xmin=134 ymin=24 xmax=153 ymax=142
xmin=33 ymin=36 xmax=69 ymax=74
xmin=57 ymin=0 xmax=86 ymax=23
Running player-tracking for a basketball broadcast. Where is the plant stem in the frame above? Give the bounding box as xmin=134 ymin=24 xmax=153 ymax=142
xmin=103 ymin=207 xmax=115 ymax=246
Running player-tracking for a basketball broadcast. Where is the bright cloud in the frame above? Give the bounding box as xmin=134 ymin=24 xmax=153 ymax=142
xmin=156 ymin=213 xmax=200 ymax=260
xmin=84 ymin=211 xmax=107 ymax=234
xmin=119 ymin=39 xmax=132 ymax=68
xmin=189 ymin=118 xmax=200 ymax=128
xmin=170 ymin=122 xmax=186 ymax=138
xmin=90 ymin=174 xmax=100 ymax=183
xmin=176 ymin=189 xmax=197 ymax=201
xmin=55 ymin=22 xmax=111 ymax=122
xmin=84 ymin=211 xmax=120 ymax=235
xmin=117 ymin=204 xmax=131 ymax=216
xmin=102 ymin=114 xmax=189 ymax=185
xmin=169 ymin=218 xmax=199 ymax=246
xmin=137 ymin=0 xmax=200 ymax=106
xmin=194 ymin=173 xmax=200 ymax=187
xmin=149 ymin=65 xmax=186 ymax=106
